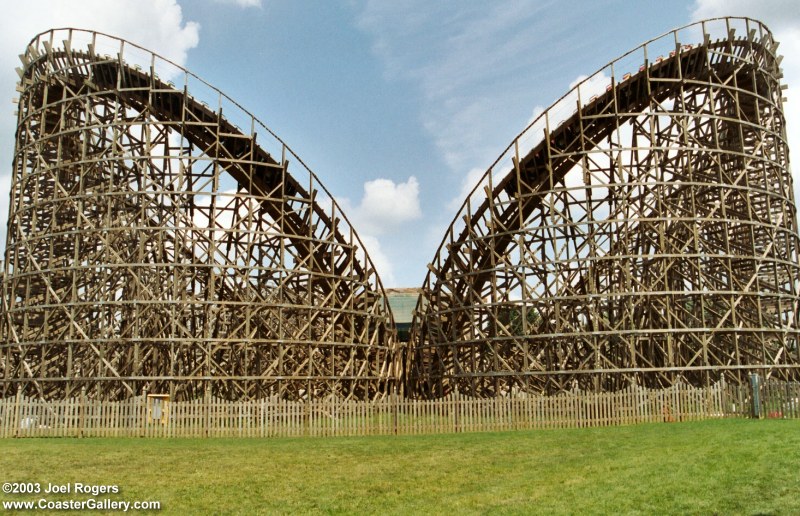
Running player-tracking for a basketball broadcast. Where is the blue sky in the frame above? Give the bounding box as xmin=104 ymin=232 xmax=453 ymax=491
xmin=1 ymin=0 xmax=799 ymax=287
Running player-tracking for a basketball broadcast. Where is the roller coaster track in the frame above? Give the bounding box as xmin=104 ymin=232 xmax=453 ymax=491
xmin=39 ymin=47 xmax=361 ymax=285
xmin=411 ymin=18 xmax=800 ymax=397
xmin=1 ymin=29 xmax=397 ymax=400
xmin=2 ymin=19 xmax=799 ymax=403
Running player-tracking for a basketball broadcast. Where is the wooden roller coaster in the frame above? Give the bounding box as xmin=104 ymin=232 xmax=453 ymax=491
xmin=410 ymin=18 xmax=800 ymax=397
xmin=2 ymin=18 xmax=800 ymax=402
xmin=1 ymin=29 xmax=397 ymax=401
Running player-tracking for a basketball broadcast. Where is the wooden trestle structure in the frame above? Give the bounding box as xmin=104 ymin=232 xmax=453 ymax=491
xmin=2 ymin=18 xmax=800 ymax=403
xmin=410 ymin=18 xmax=800 ymax=397
xmin=1 ymin=29 xmax=397 ymax=401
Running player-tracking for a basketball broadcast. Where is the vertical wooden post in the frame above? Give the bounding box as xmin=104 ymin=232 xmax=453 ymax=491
xmin=140 ymin=387 xmax=147 ymax=437
xmin=204 ymin=384 xmax=211 ymax=438
xmin=79 ymin=387 xmax=87 ymax=438
xmin=392 ymin=393 xmax=398 ymax=435
xmin=12 ymin=386 xmax=22 ymax=438
xmin=454 ymin=392 xmax=460 ymax=433
xmin=304 ymin=397 xmax=310 ymax=437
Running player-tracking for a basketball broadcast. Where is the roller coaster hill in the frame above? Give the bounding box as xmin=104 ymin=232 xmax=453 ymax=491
xmin=2 ymin=18 xmax=800 ymax=402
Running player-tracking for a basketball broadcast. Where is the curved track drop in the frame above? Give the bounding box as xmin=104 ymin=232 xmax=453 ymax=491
xmin=411 ymin=18 xmax=800 ymax=397
xmin=1 ymin=29 xmax=398 ymax=401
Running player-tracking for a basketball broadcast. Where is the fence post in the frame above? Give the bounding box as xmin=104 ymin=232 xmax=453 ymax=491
xmin=454 ymin=392 xmax=460 ymax=433
xmin=392 ymin=392 xmax=398 ymax=435
xmin=79 ymin=387 xmax=87 ymax=438
xmin=12 ymin=386 xmax=22 ymax=438
xmin=749 ymin=373 xmax=762 ymax=419
xmin=204 ymin=384 xmax=211 ymax=438
xmin=304 ymin=397 xmax=310 ymax=437
xmin=140 ymin=387 xmax=147 ymax=438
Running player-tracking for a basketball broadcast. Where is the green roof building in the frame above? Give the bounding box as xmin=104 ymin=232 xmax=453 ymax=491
xmin=385 ymin=288 xmax=422 ymax=342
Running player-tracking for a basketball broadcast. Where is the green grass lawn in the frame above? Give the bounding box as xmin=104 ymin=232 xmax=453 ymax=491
xmin=0 ymin=418 xmax=797 ymax=515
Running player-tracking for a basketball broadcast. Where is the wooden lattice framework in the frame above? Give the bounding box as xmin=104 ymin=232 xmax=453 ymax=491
xmin=410 ymin=18 xmax=800 ymax=397
xmin=0 ymin=29 xmax=398 ymax=401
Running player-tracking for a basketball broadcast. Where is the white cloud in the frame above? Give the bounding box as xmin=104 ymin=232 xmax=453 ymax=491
xmin=342 ymin=176 xmax=422 ymax=236
xmin=360 ymin=177 xmax=422 ymax=231
xmin=0 ymin=0 xmax=199 ymax=68
xmin=336 ymin=176 xmax=422 ymax=287
xmin=212 ymin=0 xmax=262 ymax=7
